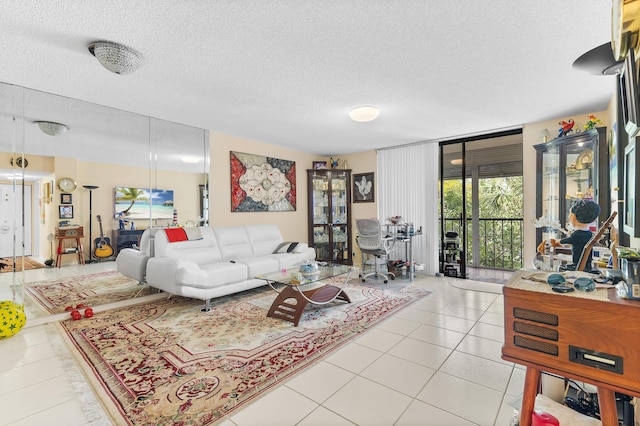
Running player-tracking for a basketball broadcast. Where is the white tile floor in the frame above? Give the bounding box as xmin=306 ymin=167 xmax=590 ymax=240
xmin=0 ymin=262 xmax=524 ymax=426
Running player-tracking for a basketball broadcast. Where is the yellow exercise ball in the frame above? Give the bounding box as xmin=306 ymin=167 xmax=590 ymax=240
xmin=0 ymin=301 xmax=26 ymax=338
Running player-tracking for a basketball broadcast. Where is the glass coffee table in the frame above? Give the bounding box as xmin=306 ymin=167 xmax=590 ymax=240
xmin=258 ymin=264 xmax=353 ymax=326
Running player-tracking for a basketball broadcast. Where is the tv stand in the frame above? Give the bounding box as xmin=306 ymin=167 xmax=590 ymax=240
xmin=112 ymin=229 xmax=145 ymax=256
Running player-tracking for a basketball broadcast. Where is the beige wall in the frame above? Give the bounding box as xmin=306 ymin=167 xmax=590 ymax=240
xmin=209 ymin=132 xmax=320 ymax=243
xmin=522 ymin=110 xmax=611 ymax=264
xmin=337 ymin=150 xmax=378 ymax=262
xmin=36 ymin=158 xmax=204 ymax=265
xmin=208 ymin=133 xmax=380 ymax=259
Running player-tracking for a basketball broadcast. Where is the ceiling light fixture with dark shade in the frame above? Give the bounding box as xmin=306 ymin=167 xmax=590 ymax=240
xmin=34 ymin=121 xmax=69 ymax=136
xmin=572 ymin=41 xmax=624 ymax=75
xmin=88 ymin=41 xmax=142 ymax=75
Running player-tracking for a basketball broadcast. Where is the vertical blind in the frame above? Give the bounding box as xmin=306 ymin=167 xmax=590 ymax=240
xmin=377 ymin=142 xmax=439 ymax=275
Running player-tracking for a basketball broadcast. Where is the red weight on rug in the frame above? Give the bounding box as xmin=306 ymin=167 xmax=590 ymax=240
xmin=25 ymin=271 xmax=148 ymax=315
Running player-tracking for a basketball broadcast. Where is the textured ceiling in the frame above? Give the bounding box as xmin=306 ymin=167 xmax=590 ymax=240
xmin=0 ymin=0 xmax=617 ymax=156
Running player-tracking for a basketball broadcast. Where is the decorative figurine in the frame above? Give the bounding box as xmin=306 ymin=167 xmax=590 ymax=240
xmin=330 ymin=157 xmax=339 ymax=169
xmin=542 ymin=199 xmax=600 ymax=272
xmin=558 ymin=119 xmax=575 ymax=137
xmin=583 ymin=114 xmax=602 ymax=131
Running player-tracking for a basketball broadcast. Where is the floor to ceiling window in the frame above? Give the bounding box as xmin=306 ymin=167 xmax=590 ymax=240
xmin=439 ymin=130 xmax=524 ymax=280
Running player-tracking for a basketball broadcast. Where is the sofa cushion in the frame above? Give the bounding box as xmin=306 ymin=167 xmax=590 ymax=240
xmin=213 ymin=226 xmax=254 ymax=260
xmin=155 ymin=227 xmax=223 ymax=264
xmin=266 ymin=253 xmax=303 ymax=269
xmin=244 ymin=224 xmax=284 ymax=256
xmin=235 ymin=256 xmax=280 ymax=277
xmin=177 ymin=261 xmax=248 ymax=288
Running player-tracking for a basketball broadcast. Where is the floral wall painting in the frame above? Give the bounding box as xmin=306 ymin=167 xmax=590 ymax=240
xmin=230 ymin=151 xmax=296 ymax=212
xmin=353 ymin=172 xmax=374 ymax=203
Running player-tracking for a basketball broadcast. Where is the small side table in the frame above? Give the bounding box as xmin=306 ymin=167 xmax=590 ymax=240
xmin=55 ymin=227 xmax=85 ymax=267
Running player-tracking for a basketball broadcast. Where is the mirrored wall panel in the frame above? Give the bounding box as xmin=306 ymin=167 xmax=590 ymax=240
xmin=0 ymin=82 xmax=209 ymax=312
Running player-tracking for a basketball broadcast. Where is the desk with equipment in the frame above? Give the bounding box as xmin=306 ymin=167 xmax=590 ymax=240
xmin=55 ymin=226 xmax=85 ymax=267
xmin=384 ymin=223 xmax=423 ymax=282
xmin=501 ymin=269 xmax=640 ymax=425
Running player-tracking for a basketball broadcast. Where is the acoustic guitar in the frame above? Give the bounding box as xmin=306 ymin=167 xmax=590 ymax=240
xmin=94 ymin=215 xmax=114 ymax=258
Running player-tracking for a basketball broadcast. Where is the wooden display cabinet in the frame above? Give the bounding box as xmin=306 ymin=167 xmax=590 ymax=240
xmin=307 ymin=169 xmax=352 ymax=265
xmin=534 ymin=127 xmax=609 ymax=246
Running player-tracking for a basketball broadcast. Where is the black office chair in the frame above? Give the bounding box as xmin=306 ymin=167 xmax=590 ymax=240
xmin=355 ymin=218 xmax=395 ymax=283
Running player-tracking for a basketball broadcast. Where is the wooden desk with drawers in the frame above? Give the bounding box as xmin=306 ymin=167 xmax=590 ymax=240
xmin=502 ymin=270 xmax=640 ymax=426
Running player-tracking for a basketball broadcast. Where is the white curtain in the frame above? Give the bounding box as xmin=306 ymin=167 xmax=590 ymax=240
xmin=377 ymin=142 xmax=439 ymax=275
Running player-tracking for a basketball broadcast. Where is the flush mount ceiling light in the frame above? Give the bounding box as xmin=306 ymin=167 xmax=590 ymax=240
xmin=349 ymin=106 xmax=380 ymax=123
xmin=34 ymin=121 xmax=69 ymax=136
xmin=450 ymin=158 xmax=463 ymax=166
xmin=88 ymin=41 xmax=142 ymax=75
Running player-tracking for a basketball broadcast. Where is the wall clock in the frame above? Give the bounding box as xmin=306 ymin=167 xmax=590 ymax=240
xmin=57 ymin=177 xmax=77 ymax=193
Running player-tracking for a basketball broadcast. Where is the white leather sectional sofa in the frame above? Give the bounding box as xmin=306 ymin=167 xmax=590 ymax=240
xmin=116 ymin=224 xmax=315 ymax=311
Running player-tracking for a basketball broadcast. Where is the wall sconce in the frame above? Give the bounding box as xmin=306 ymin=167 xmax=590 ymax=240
xmin=539 ymin=129 xmax=551 ymax=143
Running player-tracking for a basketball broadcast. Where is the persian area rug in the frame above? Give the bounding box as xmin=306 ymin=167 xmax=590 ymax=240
xmin=25 ymin=271 xmax=148 ymax=315
xmin=0 ymin=257 xmax=45 ymax=273
xmin=57 ymin=279 xmax=431 ymax=425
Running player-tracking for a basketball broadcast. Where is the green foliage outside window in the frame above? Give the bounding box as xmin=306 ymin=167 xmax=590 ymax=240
xmin=441 ymin=176 xmax=524 ymax=270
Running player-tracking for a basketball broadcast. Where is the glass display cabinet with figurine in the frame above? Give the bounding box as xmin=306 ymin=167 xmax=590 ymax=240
xmin=307 ymin=169 xmax=352 ymax=265
xmin=534 ymin=127 xmax=609 ymax=246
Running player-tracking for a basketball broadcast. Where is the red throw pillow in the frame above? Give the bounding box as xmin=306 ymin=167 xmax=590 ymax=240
xmin=165 ymin=228 xmax=188 ymax=242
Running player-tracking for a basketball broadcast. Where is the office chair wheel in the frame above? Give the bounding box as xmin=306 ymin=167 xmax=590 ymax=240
xmin=383 ymin=279 xmax=388 ymax=283
xmin=361 ymin=278 xmax=366 ymax=283
xmin=390 ymin=276 xmax=395 ymax=280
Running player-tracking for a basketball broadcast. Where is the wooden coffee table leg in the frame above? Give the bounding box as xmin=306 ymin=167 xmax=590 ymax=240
xmin=267 ymin=285 xmax=351 ymax=327
xmin=267 ymin=286 xmax=309 ymax=326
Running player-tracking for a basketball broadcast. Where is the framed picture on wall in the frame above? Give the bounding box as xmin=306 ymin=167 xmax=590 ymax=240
xmin=353 ymin=172 xmax=375 ymax=203
xmin=59 ymin=205 xmax=74 ymax=219
xmin=60 ymin=193 xmax=72 ymax=204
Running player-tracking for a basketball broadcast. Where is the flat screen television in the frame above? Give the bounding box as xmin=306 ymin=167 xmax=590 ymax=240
xmin=114 ymin=187 xmax=174 ymax=221
xmin=619 ymin=48 xmax=640 ymax=138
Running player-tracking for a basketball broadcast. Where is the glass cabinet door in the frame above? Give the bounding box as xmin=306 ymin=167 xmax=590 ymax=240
xmin=311 ymin=173 xmax=329 ymax=225
xmin=541 ymin=145 xmax=560 ymax=223
xmin=307 ymin=169 xmax=352 ymax=264
xmin=565 ymin=140 xmax=597 ymax=229
xmin=331 ymin=172 xmax=348 ymax=225
xmin=330 ymin=171 xmax=349 ymax=262
xmin=534 ymin=128 xmax=607 ymax=246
